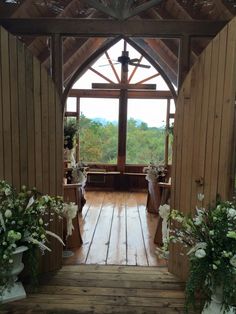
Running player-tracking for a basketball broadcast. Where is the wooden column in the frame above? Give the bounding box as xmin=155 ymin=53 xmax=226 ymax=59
xmin=76 ymin=97 xmax=80 ymax=162
xmin=117 ymin=88 xmax=128 ymax=173
xmin=165 ymin=99 xmax=170 ymax=165
xmin=178 ymin=35 xmax=191 ymax=91
xmin=51 ymin=34 xmax=63 ymax=98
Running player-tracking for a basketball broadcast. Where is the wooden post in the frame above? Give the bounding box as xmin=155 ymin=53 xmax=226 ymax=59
xmin=76 ymin=97 xmax=80 ymax=162
xmin=178 ymin=35 xmax=190 ymax=91
xmin=51 ymin=34 xmax=63 ymax=98
xmin=117 ymin=87 xmax=128 ymax=173
xmin=165 ymin=99 xmax=170 ymax=165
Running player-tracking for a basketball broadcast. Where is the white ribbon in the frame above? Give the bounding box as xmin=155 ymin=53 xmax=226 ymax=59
xmin=63 ymin=203 xmax=78 ymax=237
xmin=159 ymin=204 xmax=170 ymax=243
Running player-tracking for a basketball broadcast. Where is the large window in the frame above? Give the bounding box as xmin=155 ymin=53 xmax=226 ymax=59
xmin=66 ymin=39 xmax=175 ymax=168
xmin=79 ymin=98 xmax=119 ymax=164
xmin=126 ymin=99 xmax=167 ymax=164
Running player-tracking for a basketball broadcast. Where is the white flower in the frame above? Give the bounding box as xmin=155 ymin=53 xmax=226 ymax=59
xmin=230 ymin=255 xmax=236 ymax=268
xmin=194 ymin=216 xmax=203 ymax=226
xmin=4 ymin=188 xmax=11 ymax=196
xmin=227 ymin=208 xmax=236 ymax=218
xmin=26 ymin=196 xmax=35 ymax=209
xmin=195 ymin=249 xmax=206 ymax=259
xmin=4 ymin=209 xmax=12 ymax=218
xmin=159 ymin=204 xmax=170 ymax=219
xmin=187 ymin=242 xmax=207 ymax=255
xmin=212 ymin=264 xmax=218 ymax=270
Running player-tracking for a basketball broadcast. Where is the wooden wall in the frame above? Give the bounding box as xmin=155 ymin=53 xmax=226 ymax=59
xmin=169 ymin=17 xmax=236 ymax=280
xmin=0 ymin=26 xmax=63 ymax=272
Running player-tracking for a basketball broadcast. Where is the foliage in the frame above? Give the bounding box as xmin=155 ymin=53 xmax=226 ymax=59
xmin=165 ymin=122 xmax=174 ymax=136
xmin=64 ymin=118 xmax=79 ymax=150
xmin=166 ymin=196 xmax=236 ymax=313
xmin=79 ymin=114 xmax=167 ymax=164
xmin=0 ymin=180 xmax=64 ymax=293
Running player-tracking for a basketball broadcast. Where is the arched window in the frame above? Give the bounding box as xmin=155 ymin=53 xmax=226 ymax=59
xmin=66 ymin=39 xmax=175 ymax=170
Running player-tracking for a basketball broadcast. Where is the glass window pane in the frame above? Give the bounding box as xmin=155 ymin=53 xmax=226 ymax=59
xmin=66 ymin=97 xmax=77 ymax=112
xmin=79 ymin=98 xmax=119 ymax=164
xmin=126 ymin=99 xmax=167 ymax=165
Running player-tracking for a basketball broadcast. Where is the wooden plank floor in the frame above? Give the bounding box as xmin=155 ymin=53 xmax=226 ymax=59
xmin=1 ymin=265 xmax=188 ymax=314
xmin=63 ymin=191 xmax=165 ymax=267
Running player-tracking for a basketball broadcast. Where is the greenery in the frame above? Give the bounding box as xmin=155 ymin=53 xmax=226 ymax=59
xmin=79 ymin=114 xmax=167 ymax=164
xmin=166 ymin=195 xmax=236 ymax=313
xmin=0 ymin=181 xmax=64 ymax=293
xmin=64 ymin=119 xmax=79 ymax=150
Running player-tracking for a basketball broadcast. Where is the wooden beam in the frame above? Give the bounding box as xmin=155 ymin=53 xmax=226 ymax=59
xmin=92 ymin=83 xmax=157 ymax=90
xmin=134 ymin=73 xmax=160 ymax=85
xmin=178 ymin=34 xmax=191 ymax=90
xmin=89 ymin=67 xmax=116 ymax=84
xmin=0 ymin=18 xmax=227 ymax=37
xmin=125 ymin=0 xmax=163 ymax=20
xmin=51 ymin=34 xmax=63 ymax=97
xmin=68 ymin=89 xmax=173 ymax=99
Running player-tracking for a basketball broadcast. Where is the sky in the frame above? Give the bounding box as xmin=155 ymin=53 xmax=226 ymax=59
xmin=67 ymin=39 xmax=175 ymax=127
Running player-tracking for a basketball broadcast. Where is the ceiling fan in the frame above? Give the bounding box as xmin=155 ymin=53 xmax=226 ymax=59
xmin=99 ymin=50 xmax=151 ymax=71
xmin=117 ymin=51 xmax=151 ymax=69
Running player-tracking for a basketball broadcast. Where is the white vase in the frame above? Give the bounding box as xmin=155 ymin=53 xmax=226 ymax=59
xmin=0 ymin=245 xmax=28 ymax=304
xmin=202 ymin=286 xmax=236 ymax=314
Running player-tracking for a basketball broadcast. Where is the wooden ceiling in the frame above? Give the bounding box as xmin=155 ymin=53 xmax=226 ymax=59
xmin=0 ymin=0 xmax=235 ymax=90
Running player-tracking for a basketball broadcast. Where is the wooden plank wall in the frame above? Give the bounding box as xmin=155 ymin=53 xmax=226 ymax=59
xmin=0 ymin=26 xmax=63 ymax=272
xmin=169 ymin=17 xmax=236 ymax=280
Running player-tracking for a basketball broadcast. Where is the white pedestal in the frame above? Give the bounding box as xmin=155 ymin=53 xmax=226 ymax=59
xmin=0 ymin=282 xmax=26 ymax=303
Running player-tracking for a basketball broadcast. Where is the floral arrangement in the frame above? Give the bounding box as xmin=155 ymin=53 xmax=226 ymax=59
xmin=72 ymin=162 xmax=88 ymax=187
xmin=0 ymin=180 xmax=65 ymax=292
xmin=143 ymin=162 xmax=168 ymax=182
xmin=165 ymin=194 xmax=236 ymax=312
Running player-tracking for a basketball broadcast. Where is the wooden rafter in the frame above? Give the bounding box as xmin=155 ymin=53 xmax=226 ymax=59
xmin=105 ymin=51 xmax=120 ymax=83
xmin=0 ymin=18 xmax=227 ymax=37
xmin=92 ymin=83 xmax=156 ymax=90
xmin=85 ymin=0 xmax=163 ymax=20
xmin=134 ymin=73 xmax=160 ymax=85
xmin=88 ymin=67 xmax=116 ymax=84
xmin=128 ymin=56 xmax=143 ymax=83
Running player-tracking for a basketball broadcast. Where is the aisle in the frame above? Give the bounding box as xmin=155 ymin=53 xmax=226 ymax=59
xmin=63 ymin=191 xmax=166 ymax=267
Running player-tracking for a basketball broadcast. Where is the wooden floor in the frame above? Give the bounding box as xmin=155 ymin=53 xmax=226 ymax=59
xmin=63 ymin=191 xmax=165 ymax=267
xmin=1 ymin=192 xmax=198 ymax=314
xmin=1 ymin=265 xmax=188 ymax=314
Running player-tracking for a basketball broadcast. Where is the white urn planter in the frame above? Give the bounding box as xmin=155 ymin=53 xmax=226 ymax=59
xmin=0 ymin=245 xmax=28 ymax=304
xmin=202 ymin=286 xmax=236 ymax=314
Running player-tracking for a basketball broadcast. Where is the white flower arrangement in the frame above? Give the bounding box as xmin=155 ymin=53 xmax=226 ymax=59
xmin=72 ymin=162 xmax=88 ymax=188
xmin=143 ymin=162 xmax=168 ymax=182
xmin=160 ymin=195 xmax=236 ymax=312
xmin=0 ymin=180 xmax=65 ymax=293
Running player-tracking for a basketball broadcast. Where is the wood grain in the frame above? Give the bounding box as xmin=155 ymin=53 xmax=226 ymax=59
xmin=0 ymin=26 xmax=63 ymax=273
xmin=64 ymin=191 xmax=164 ymax=268
xmin=2 ymin=264 xmax=187 ymax=314
xmin=169 ymin=17 xmax=236 ymax=280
